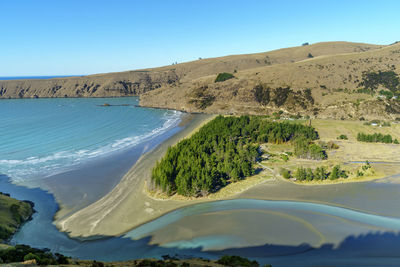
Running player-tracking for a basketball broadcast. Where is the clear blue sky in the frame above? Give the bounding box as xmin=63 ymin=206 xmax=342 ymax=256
xmin=1 ymin=0 xmax=399 ymax=76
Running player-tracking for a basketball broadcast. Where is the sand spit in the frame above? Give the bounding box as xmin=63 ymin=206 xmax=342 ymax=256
xmin=56 ymin=113 xmax=216 ymax=237
xmin=57 ymin=115 xmax=400 ymax=238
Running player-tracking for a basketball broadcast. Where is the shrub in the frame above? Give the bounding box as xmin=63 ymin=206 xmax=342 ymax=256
xmin=330 ymin=165 xmax=347 ymax=180
xmin=217 ymin=255 xmax=259 ymax=267
xmin=303 ymin=88 xmax=314 ymax=104
xmin=188 ymin=86 xmax=215 ymax=109
xmin=215 ymin=72 xmax=235 ymax=83
xmin=254 ymin=84 xmax=270 ymax=105
xmin=327 ymin=141 xmax=339 ymax=149
xmin=359 ymin=70 xmax=400 ymax=92
xmin=314 ymin=166 xmax=328 ymax=180
xmin=337 ymin=134 xmax=348 ymax=140
xmin=294 ymin=137 xmax=327 ymax=160
xmin=0 ymin=244 xmax=69 ymax=265
xmin=280 ymin=154 xmax=289 ymax=162
xmin=24 ymin=253 xmax=40 ymax=262
xmin=273 ymin=87 xmax=291 ymax=107
xmin=280 ymin=168 xmax=291 ymax=179
xmin=295 ymin=165 xmax=344 ymax=182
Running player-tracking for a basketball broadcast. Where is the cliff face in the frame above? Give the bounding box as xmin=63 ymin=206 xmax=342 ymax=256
xmin=0 ymin=70 xmax=179 ymax=98
xmin=3 ymin=41 xmax=400 ymax=120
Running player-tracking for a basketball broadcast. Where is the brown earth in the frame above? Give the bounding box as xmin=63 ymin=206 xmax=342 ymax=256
xmin=2 ymin=41 xmax=400 ymax=120
xmin=140 ymin=42 xmax=400 ymax=120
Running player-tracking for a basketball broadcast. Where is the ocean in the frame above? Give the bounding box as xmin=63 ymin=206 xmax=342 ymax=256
xmin=0 ymin=97 xmax=181 ymax=184
xmin=2 ymin=97 xmax=400 ymax=266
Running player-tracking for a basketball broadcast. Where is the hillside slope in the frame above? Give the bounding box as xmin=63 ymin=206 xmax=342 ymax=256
xmin=0 ymin=42 xmax=381 ymax=99
xmin=140 ymin=42 xmax=400 ymax=120
xmin=3 ymin=41 xmax=400 ymax=120
xmin=0 ymin=193 xmax=33 ymax=241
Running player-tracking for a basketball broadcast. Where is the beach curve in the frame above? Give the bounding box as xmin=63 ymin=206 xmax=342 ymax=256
xmin=56 ymin=113 xmax=216 ymax=237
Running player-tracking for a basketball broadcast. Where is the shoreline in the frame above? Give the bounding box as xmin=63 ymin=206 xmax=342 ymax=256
xmin=57 ymin=114 xmax=400 ymax=238
xmin=56 ymin=113 xmax=216 ymax=237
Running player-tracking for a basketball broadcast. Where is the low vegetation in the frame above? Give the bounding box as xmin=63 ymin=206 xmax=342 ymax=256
xmin=359 ymin=70 xmax=400 ymax=92
xmin=357 ymin=132 xmax=398 ymax=144
xmin=188 ymin=86 xmax=215 ymax=109
xmin=254 ymin=84 xmax=270 ymax=105
xmin=337 ymin=134 xmax=348 ymax=140
xmin=0 ymin=244 xmax=69 ymax=265
xmin=215 ymin=72 xmax=235 ymax=83
xmin=217 ymin=255 xmax=269 ymax=267
xmin=294 ymin=137 xmax=327 ymax=160
xmin=151 ymin=115 xmax=319 ymax=197
xmin=282 ymin=165 xmax=347 ymax=181
xmin=0 ymin=193 xmax=33 ymax=241
xmin=0 ymin=248 xmax=269 ymax=267
xmin=253 ymin=84 xmax=314 ymax=110
xmin=281 ymin=161 xmax=375 ymax=182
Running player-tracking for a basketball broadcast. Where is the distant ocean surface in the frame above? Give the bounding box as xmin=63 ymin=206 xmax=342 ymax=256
xmin=0 ymin=97 xmax=181 ymax=183
xmin=0 ymin=75 xmax=83 ymax=80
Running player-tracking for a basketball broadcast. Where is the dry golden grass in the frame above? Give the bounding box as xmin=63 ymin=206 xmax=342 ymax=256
xmin=311 ymin=119 xmax=400 ymax=141
xmin=1 ymin=41 xmax=382 ymax=100
xmin=141 ymin=42 xmax=400 ymax=120
xmin=260 ymin=119 xmax=400 ymax=185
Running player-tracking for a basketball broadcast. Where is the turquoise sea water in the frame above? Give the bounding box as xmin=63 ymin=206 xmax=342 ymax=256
xmin=0 ymin=97 xmax=181 ymax=183
xmin=2 ymin=97 xmax=400 ymax=266
xmin=2 ymin=173 xmax=400 ymax=267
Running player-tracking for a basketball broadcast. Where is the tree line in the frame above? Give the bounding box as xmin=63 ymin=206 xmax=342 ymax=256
xmin=281 ymin=165 xmax=348 ymax=181
xmin=151 ymin=115 xmax=319 ymax=197
xmin=294 ymin=137 xmax=327 ymax=160
xmin=0 ymin=244 xmax=68 ymax=265
xmin=357 ymin=132 xmax=399 ymax=144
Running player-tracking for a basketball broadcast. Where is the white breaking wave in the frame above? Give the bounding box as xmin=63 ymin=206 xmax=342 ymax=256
xmin=0 ymin=111 xmax=182 ymax=183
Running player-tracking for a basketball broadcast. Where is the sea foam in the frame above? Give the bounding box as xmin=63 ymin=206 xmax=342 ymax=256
xmin=0 ymin=98 xmax=181 ymax=183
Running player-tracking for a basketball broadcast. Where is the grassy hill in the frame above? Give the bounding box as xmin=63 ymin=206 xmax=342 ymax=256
xmin=2 ymin=41 xmax=400 ymax=119
xmin=0 ymin=41 xmax=382 ymax=99
xmin=140 ymin=42 xmax=400 ymax=120
xmin=0 ymin=193 xmax=33 ymax=241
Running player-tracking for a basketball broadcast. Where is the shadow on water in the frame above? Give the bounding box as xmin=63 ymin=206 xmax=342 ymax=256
xmin=214 ymin=231 xmax=400 ymax=266
xmin=1 ymin=174 xmax=220 ymax=261
xmin=3 ymin=174 xmax=400 ymax=266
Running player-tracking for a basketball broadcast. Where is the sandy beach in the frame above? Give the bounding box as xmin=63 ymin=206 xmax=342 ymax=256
xmin=56 ymin=113 xmax=216 ymax=237
xmin=56 ymin=116 xmax=400 ymax=238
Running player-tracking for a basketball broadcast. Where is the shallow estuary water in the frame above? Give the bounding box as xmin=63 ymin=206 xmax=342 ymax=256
xmin=1 ymin=97 xmax=400 ymax=266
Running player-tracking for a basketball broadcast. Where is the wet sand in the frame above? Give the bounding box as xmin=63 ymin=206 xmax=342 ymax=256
xmin=56 ymin=113 xmax=216 ymax=237
xmin=32 ymin=119 xmax=183 ymax=220
xmin=57 ymin=114 xmax=400 ymax=238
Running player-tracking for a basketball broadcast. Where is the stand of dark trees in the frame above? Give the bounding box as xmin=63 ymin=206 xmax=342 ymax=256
xmin=152 ymin=115 xmax=319 ymax=197
xmin=357 ymin=132 xmax=398 ymax=144
xmin=282 ymin=164 xmax=348 ymax=181
xmin=0 ymin=245 xmax=68 ymax=265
